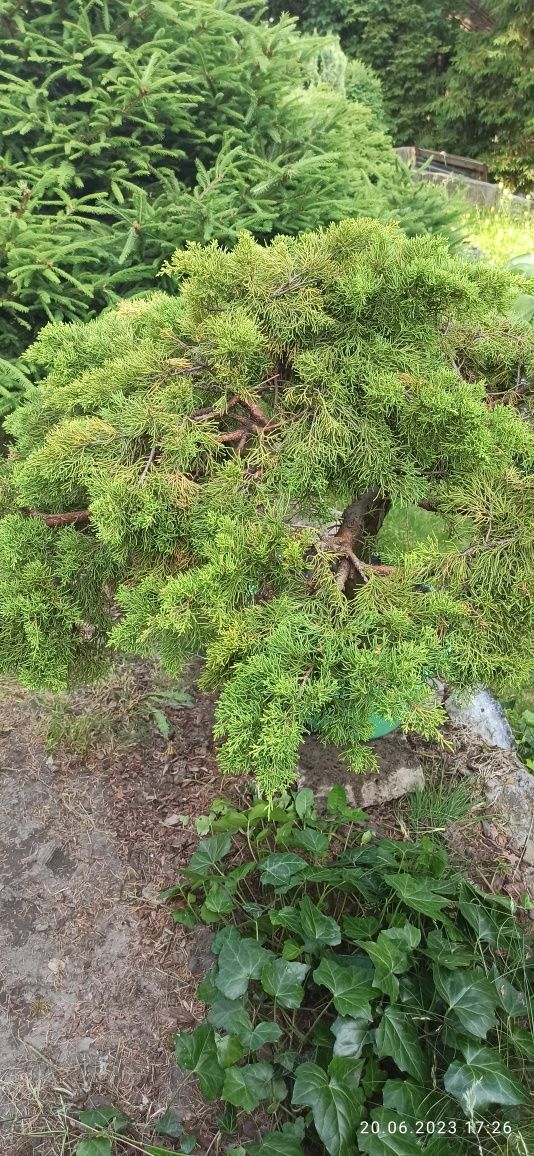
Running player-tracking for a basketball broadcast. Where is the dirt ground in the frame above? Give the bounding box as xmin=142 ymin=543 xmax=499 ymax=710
xmin=0 ymin=666 xmax=246 ymax=1155
xmin=1 ymin=663 xmax=532 ymax=1155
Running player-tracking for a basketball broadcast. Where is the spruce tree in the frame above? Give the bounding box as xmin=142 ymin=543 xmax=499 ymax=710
xmin=2 ymin=218 xmax=532 ymax=797
xmin=268 ymin=0 xmax=460 ymax=146
xmin=436 ymin=0 xmax=534 ymax=192
xmin=1 ymin=0 xmax=415 ymax=373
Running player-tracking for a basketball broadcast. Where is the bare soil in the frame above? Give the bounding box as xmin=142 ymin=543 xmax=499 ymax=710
xmin=0 ymin=665 xmax=245 ymax=1155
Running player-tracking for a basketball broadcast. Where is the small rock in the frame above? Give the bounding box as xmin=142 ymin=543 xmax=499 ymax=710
xmin=47 ymin=958 xmax=66 ymax=975
xmin=484 ymin=760 xmax=534 ymax=866
xmin=445 ymin=690 xmax=514 ymax=749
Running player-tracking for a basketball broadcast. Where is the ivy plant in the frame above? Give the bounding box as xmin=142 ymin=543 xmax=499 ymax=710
xmin=164 ymin=787 xmax=534 ymax=1155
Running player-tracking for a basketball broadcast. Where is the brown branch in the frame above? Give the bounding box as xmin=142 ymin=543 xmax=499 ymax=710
xmin=26 ymin=508 xmax=90 ymax=527
xmin=240 ymin=397 xmax=270 ymax=427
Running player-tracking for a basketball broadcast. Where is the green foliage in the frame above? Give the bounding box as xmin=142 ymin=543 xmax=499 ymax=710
xmin=0 ymin=0 xmax=418 ymax=370
xmin=436 ymin=0 xmax=534 ymax=193
xmin=273 ymin=0 xmax=533 ymax=191
xmin=166 ymin=788 xmax=534 ymax=1155
xmin=268 ymin=0 xmax=460 ymax=146
xmin=1 ymin=218 xmax=533 ymax=797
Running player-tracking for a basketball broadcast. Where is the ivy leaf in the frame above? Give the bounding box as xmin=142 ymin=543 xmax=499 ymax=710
xmin=247 ymin=1021 xmax=283 ymax=1049
xmin=207 ymin=996 xmax=280 ymax=1050
xmin=327 ymin=785 xmax=348 ymax=814
xmin=215 ymin=933 xmax=274 ymax=999
xmin=208 ymin=995 xmax=253 ymax=1039
xmin=509 ymin=1025 xmax=534 ymax=1061
xmin=292 ymin=1061 xmax=363 ymax=1156
xmin=384 ymin=874 xmax=451 ymax=920
xmin=153 ymin=1107 xmax=185 ymax=1138
xmin=359 ymin=933 xmax=411 ymax=1001
xmin=444 ymin=1044 xmax=527 ymax=1114
xmin=425 ymin=930 xmax=473 ymax=970
xmin=76 ymin=1141 xmax=112 ymax=1156
xmin=196 ymin=969 xmax=218 ymax=1004
xmin=216 ymin=1034 xmax=244 ymax=1068
xmin=299 ymin=896 xmax=341 ymax=948
xmin=342 ymin=915 xmax=380 ymax=942
xmin=201 ymin=882 xmax=235 ymax=919
xmin=250 ymin=1130 xmax=304 ymax=1156
xmin=375 ymin=1007 xmax=429 ymax=1084
xmin=261 ymin=959 xmax=309 ymax=1008
xmin=174 ymin=1024 xmax=223 ymax=1099
xmin=493 ymin=971 xmax=529 ymax=1017
xmin=259 ymin=853 xmax=308 ymax=891
xmin=77 ymin=1108 xmax=129 ymax=1133
xmin=269 ymin=906 xmax=303 ymax=936
xmin=357 ymin=1109 xmax=421 ymax=1154
xmin=222 ymin=1061 xmax=274 ymax=1112
xmin=433 ymin=967 xmax=497 ymax=1038
xmin=331 ymin=1015 xmax=370 ymax=1058
xmin=313 ymin=958 xmax=375 ymax=1018
xmin=188 ymin=834 xmax=232 ymax=877
xmin=385 ymin=922 xmax=421 ymax=949
xmin=294 ymin=788 xmax=315 ymax=819
xmin=290 ymin=827 xmax=329 ymax=856
xmin=382 ymin=1080 xmax=435 ymax=1119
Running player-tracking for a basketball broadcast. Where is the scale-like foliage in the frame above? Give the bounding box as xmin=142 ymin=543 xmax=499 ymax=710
xmin=1 ymin=218 xmax=533 ymax=796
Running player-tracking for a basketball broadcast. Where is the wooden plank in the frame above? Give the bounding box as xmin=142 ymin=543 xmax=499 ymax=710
xmin=414 ymin=147 xmax=487 ymax=178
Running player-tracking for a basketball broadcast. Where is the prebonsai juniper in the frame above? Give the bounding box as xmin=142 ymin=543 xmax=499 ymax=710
xmin=1 ymin=218 xmax=532 ymax=796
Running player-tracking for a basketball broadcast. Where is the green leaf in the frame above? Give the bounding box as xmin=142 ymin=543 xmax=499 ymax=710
xmin=196 ymin=969 xmax=218 ymax=1004
xmin=444 ymin=1044 xmax=527 ymax=1114
xmin=359 ymin=933 xmax=411 ymax=1001
xmin=375 ymin=1007 xmax=429 ymax=1083
xmin=188 ymin=834 xmax=232 ymax=877
xmin=207 ymin=996 xmax=281 ymax=1050
xmin=313 ymin=958 xmax=375 ymax=1018
xmin=247 ymin=1020 xmax=283 ymax=1049
xmin=294 ymin=788 xmax=315 ymax=819
xmin=174 ymin=1024 xmax=223 ymax=1100
xmin=360 ymin=1056 xmax=386 ymax=1100
xmin=216 ymin=1034 xmax=244 ymax=1068
xmin=425 ymin=930 xmax=473 ymax=969
xmin=172 ymin=908 xmax=198 ymax=928
xmin=215 ymin=933 xmax=274 ymax=999
xmin=292 ymin=1061 xmax=363 ymax=1156
xmin=331 ymin=1015 xmax=369 ymax=1058
xmin=250 ymin=1128 xmax=305 ymax=1156
xmin=259 ymin=853 xmax=308 ymax=890
xmin=201 ymin=881 xmax=235 ymax=918
xmin=494 ymin=971 xmax=529 ymax=1017
xmin=77 ymin=1108 xmax=129 ymax=1133
xmin=384 ymin=874 xmax=451 ymax=920
xmin=342 ymin=915 xmax=380 ymax=942
xmin=509 ymin=1024 xmax=534 ymax=1060
xmin=290 ymin=827 xmax=329 ymax=855
xmin=153 ymin=1107 xmax=184 ymax=1138
xmin=299 ymin=895 xmax=341 ymax=948
xmin=382 ymin=1080 xmax=431 ymax=1119
xmin=357 ymin=1109 xmax=420 ymax=1154
xmin=433 ymin=967 xmax=497 ymax=1038
xmin=76 ymin=1141 xmax=112 ymax=1156
xmin=385 ymin=922 xmax=421 ymax=949
xmin=222 ymin=1061 xmax=274 ymax=1112
xmin=261 ymin=959 xmax=309 ymax=1008
xmin=269 ymin=905 xmax=302 ymax=935
xmin=152 ymin=707 xmax=171 ymax=737
xmin=327 ymin=785 xmax=348 ymax=814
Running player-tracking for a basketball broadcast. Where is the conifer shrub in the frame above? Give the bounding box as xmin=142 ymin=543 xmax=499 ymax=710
xmin=1 ymin=218 xmax=533 ymax=797
xmin=0 ymin=0 xmax=457 ymax=377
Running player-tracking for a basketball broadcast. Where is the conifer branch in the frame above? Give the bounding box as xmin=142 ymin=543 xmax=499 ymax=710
xmin=26 ymin=508 xmax=90 ymax=527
